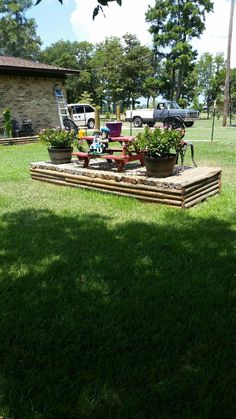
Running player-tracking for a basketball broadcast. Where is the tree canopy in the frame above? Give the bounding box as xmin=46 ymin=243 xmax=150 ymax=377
xmin=40 ymin=40 xmax=94 ymax=103
xmin=0 ymin=0 xmax=230 ymax=111
xmin=146 ymin=0 xmax=214 ymax=102
xmin=195 ymin=52 xmax=225 ymax=115
xmin=0 ymin=0 xmax=41 ymax=59
xmin=40 ymin=35 xmax=155 ymax=109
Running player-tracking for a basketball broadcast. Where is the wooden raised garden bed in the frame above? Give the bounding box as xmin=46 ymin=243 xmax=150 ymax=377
xmin=30 ymin=159 xmax=221 ymax=208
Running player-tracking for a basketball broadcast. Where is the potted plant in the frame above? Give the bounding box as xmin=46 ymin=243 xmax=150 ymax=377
xmin=133 ymin=126 xmax=184 ymax=177
xmin=39 ymin=127 xmax=76 ymax=164
xmin=3 ymin=108 xmax=12 ymax=137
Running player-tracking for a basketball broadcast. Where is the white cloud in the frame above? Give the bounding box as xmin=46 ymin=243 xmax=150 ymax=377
xmin=192 ymin=0 xmax=235 ymax=66
xmin=70 ymin=0 xmax=235 ymax=66
xmin=70 ymin=0 xmax=155 ymax=45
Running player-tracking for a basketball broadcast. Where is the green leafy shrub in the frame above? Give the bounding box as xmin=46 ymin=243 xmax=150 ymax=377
xmin=3 ymin=108 xmax=12 ymax=137
xmin=38 ymin=127 xmax=76 ymax=149
xmin=134 ymin=126 xmax=183 ymax=157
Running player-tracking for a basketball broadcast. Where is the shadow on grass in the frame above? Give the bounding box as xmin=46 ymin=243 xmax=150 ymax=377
xmin=0 ymin=209 xmax=235 ymax=419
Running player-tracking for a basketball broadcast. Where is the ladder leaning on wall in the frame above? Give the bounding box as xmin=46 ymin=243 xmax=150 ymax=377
xmin=54 ymin=88 xmax=70 ymax=128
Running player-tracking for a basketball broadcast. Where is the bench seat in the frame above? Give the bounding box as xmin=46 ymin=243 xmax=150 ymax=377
xmin=72 ymin=150 xmax=144 ymax=171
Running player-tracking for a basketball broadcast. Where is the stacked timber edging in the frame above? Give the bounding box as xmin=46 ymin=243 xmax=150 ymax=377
xmin=30 ymin=161 xmax=222 ymax=208
xmin=0 ymin=135 xmax=39 ymax=146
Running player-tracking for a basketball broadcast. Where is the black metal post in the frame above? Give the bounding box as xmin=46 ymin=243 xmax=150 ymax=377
xmin=229 ymin=79 xmax=232 ymax=126
xmin=211 ymin=102 xmax=216 ymax=142
xmin=129 ymin=102 xmax=133 ymax=136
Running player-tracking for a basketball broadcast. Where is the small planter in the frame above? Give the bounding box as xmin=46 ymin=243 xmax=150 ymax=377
xmin=106 ymin=122 xmax=122 ymax=137
xmin=48 ymin=147 xmax=73 ymax=164
xmin=144 ymin=154 xmax=176 ymax=177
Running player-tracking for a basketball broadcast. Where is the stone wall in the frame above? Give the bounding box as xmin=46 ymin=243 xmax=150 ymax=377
xmin=0 ymin=74 xmax=67 ymax=133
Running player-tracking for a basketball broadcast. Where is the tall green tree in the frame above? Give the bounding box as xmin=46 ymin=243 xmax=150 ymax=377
xmin=196 ymin=53 xmax=225 ymax=117
xmin=90 ymin=37 xmax=124 ymax=109
xmin=157 ymin=43 xmax=197 ymax=103
xmin=121 ymin=34 xmax=155 ymax=108
xmin=0 ymin=0 xmax=41 ymax=59
xmin=89 ymin=35 xmax=155 ymax=110
xmin=143 ymin=76 xmax=162 ymax=108
xmin=146 ymin=0 xmax=213 ymax=102
xmin=40 ymin=36 xmax=156 ymax=109
xmin=230 ymin=68 xmax=236 ymax=111
xmin=40 ymin=40 xmax=94 ymax=103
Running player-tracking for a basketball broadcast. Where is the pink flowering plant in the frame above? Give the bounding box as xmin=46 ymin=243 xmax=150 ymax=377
xmin=39 ymin=127 xmax=76 ymax=149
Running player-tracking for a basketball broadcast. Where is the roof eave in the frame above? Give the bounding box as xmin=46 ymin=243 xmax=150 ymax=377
xmin=0 ymin=66 xmax=80 ymax=77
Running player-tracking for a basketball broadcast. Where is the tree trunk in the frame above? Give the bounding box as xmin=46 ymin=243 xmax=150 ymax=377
xmin=207 ymin=96 xmax=210 ymax=119
xmin=175 ymin=67 xmax=183 ymax=102
xmin=223 ymin=0 xmax=234 ymax=127
xmin=171 ymin=68 xmax=175 ymax=100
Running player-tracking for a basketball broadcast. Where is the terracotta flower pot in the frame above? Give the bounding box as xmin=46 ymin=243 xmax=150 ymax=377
xmin=48 ymin=147 xmax=73 ymax=164
xmin=144 ymin=154 xmax=176 ymax=177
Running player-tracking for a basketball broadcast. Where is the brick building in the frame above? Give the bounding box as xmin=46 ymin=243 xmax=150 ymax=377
xmin=0 ymin=56 xmax=79 ymax=133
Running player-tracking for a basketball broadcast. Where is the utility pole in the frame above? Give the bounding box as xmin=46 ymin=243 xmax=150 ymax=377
xmin=223 ymin=0 xmax=235 ymax=127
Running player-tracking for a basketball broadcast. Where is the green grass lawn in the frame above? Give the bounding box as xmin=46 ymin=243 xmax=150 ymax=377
xmin=0 ymin=119 xmax=235 ymax=419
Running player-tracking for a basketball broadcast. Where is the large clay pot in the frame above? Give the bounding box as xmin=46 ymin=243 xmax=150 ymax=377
xmin=48 ymin=147 xmax=73 ymax=164
xmin=144 ymin=154 xmax=176 ymax=177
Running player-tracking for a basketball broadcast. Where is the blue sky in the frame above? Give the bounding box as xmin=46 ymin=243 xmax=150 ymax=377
xmin=27 ymin=0 xmax=77 ymax=47
xmin=27 ymin=0 xmax=235 ymax=67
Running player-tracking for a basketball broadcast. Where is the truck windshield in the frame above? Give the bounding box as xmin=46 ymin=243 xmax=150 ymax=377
xmin=167 ymin=101 xmax=180 ymax=109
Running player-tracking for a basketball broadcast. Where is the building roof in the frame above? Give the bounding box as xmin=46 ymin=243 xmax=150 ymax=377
xmin=0 ymin=56 xmax=80 ymax=77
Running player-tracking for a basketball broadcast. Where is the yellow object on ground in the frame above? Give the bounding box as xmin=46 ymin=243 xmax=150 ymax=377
xmin=78 ymin=129 xmax=86 ymax=139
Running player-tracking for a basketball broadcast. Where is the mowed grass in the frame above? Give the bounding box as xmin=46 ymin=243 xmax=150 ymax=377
xmin=0 ymin=119 xmax=235 ymax=419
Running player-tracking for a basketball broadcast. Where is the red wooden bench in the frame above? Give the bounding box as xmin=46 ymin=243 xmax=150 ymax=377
xmin=80 ymin=135 xmax=134 ymax=145
xmin=72 ymin=145 xmax=144 ymax=172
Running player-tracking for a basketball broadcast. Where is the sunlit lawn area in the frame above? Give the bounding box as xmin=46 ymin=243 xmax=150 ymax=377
xmin=0 ymin=119 xmax=235 ymax=418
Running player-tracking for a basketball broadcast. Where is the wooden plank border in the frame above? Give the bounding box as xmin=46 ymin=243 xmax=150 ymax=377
xmin=30 ymin=162 xmax=222 ymax=208
xmin=0 ymin=136 xmax=39 ymax=146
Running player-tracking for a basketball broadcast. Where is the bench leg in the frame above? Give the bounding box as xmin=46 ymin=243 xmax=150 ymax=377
xmin=140 ymin=154 xmax=145 ymax=166
xmin=83 ymin=158 xmax=89 ymax=168
xmin=115 ymin=161 xmax=125 ymax=172
xmin=76 ymin=157 xmax=89 ymax=168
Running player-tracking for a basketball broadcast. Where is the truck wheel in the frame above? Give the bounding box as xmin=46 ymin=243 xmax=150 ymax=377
xmin=184 ymin=121 xmax=194 ymax=127
xmin=63 ymin=117 xmax=78 ymax=136
xmin=163 ymin=117 xmax=184 ymax=130
xmin=133 ymin=117 xmax=142 ymax=128
xmin=87 ymin=119 xmax=95 ymax=129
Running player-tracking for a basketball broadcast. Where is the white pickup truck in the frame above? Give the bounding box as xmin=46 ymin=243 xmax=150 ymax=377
xmin=125 ymin=100 xmax=199 ymax=128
